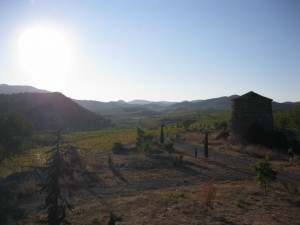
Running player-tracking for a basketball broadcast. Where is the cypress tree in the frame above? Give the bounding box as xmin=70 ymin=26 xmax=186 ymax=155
xmin=40 ymin=128 xmax=87 ymax=225
xmin=160 ymin=125 xmax=165 ymax=145
xmin=204 ymin=132 xmax=208 ymax=158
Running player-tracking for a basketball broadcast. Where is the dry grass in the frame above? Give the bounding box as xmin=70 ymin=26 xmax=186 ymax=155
xmin=58 ymin=180 xmax=300 ymax=225
xmin=178 ymin=132 xmax=204 ymax=143
xmin=15 ymin=179 xmax=37 ymax=199
xmin=200 ymin=178 xmax=217 ymax=210
xmin=2 ymin=132 xmax=300 ymax=225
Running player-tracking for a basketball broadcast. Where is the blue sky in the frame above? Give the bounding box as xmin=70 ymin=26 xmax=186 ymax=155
xmin=0 ymin=0 xmax=299 ymax=102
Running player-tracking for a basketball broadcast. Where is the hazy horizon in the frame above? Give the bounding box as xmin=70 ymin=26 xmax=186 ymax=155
xmin=2 ymin=83 xmax=300 ymax=104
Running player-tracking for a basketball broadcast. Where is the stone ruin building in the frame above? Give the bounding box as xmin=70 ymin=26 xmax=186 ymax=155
xmin=229 ymin=91 xmax=274 ymax=143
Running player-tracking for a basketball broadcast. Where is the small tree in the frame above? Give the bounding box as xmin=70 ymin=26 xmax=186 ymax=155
xmin=160 ymin=125 xmax=165 ymax=145
xmin=181 ymin=119 xmax=196 ymax=131
xmin=0 ymin=113 xmax=33 ymax=161
xmin=136 ymin=127 xmax=145 ymax=149
xmin=141 ymin=134 xmax=155 ymax=154
xmin=40 ymin=128 xmax=88 ymax=225
xmin=204 ymin=132 xmax=208 ymax=158
xmin=135 ymin=127 xmax=155 ymax=154
xmin=252 ymin=155 xmax=277 ymax=196
xmin=164 ymin=141 xmax=175 ymax=155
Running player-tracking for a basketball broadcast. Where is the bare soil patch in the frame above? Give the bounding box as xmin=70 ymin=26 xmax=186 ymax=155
xmin=1 ymin=138 xmax=300 ymax=225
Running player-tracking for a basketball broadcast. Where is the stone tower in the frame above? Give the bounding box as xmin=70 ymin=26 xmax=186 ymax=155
xmin=229 ymin=91 xmax=274 ymax=143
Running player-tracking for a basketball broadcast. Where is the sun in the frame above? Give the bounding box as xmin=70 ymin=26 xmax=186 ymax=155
xmin=17 ymin=25 xmax=72 ymax=90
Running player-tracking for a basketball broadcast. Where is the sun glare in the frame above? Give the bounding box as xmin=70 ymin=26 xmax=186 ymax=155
xmin=18 ymin=25 xmax=72 ymax=89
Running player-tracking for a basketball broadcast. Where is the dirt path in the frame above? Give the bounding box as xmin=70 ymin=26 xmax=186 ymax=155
xmin=174 ymin=140 xmax=300 ymax=186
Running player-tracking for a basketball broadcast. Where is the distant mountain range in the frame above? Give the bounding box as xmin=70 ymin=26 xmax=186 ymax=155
xmin=1 ymin=84 xmax=299 ymax=128
xmin=74 ymin=95 xmax=299 ymax=114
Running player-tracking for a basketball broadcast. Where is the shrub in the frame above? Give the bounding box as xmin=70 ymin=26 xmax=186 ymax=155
xmin=135 ymin=128 xmax=156 ymax=154
xmin=181 ymin=118 xmax=196 ymax=131
xmin=108 ymin=155 xmax=114 ymax=168
xmin=252 ymin=155 xmax=277 ymax=196
xmin=167 ymin=190 xmax=185 ymax=198
xmin=112 ymin=142 xmax=124 ymax=154
xmin=107 ymin=212 xmax=123 ymax=225
xmin=201 ymin=178 xmax=216 ymax=210
xmin=234 ymin=195 xmax=245 ymax=208
xmin=282 ymin=182 xmax=299 ymax=194
xmin=0 ymin=113 xmax=33 ymax=161
xmin=16 ymin=179 xmax=37 ymax=199
xmin=216 ymin=130 xmax=229 ymax=140
xmin=164 ymin=141 xmax=175 ymax=155
xmin=214 ymin=121 xmax=228 ymax=131
xmin=91 ymin=217 xmax=101 ymax=225
xmin=172 ymin=154 xmax=183 ymax=167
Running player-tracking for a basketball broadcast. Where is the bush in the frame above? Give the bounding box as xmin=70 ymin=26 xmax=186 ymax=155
xmin=216 ymin=130 xmax=229 ymax=140
xmin=181 ymin=118 xmax=196 ymax=131
xmin=91 ymin=217 xmax=101 ymax=225
xmin=164 ymin=141 xmax=175 ymax=155
xmin=273 ymin=108 xmax=300 ymax=149
xmin=252 ymin=155 xmax=277 ymax=196
xmin=172 ymin=154 xmax=183 ymax=167
xmin=112 ymin=142 xmax=124 ymax=154
xmin=214 ymin=121 xmax=228 ymax=131
xmin=0 ymin=113 xmax=33 ymax=161
xmin=135 ymin=128 xmax=156 ymax=154
xmin=167 ymin=190 xmax=185 ymax=198
xmin=282 ymin=182 xmax=299 ymax=194
xmin=234 ymin=195 xmax=245 ymax=208
xmin=108 ymin=154 xmax=114 ymax=168
xmin=201 ymin=178 xmax=216 ymax=210
xmin=108 ymin=212 xmax=123 ymax=225
xmin=15 ymin=179 xmax=37 ymax=199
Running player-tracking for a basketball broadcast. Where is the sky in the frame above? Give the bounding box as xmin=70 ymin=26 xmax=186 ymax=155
xmin=0 ymin=0 xmax=299 ymax=103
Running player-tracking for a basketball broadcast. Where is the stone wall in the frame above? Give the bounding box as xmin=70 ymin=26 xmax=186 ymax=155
xmin=229 ymin=92 xmax=274 ymax=143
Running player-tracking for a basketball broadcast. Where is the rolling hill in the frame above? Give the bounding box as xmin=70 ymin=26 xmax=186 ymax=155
xmin=1 ymin=84 xmax=299 ymax=126
xmin=0 ymin=92 xmax=112 ymax=131
xmin=75 ymin=95 xmax=300 ymax=114
xmin=128 ymin=99 xmax=175 ymax=106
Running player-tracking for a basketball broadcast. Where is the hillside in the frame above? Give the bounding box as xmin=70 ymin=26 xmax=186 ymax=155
xmin=1 ymin=84 xmax=299 ymax=123
xmin=76 ymin=95 xmax=300 ymax=114
xmin=0 ymin=84 xmax=49 ymax=94
xmin=128 ymin=99 xmax=175 ymax=106
xmin=0 ymin=92 xmax=112 ymax=131
xmin=162 ymin=95 xmax=236 ymax=112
